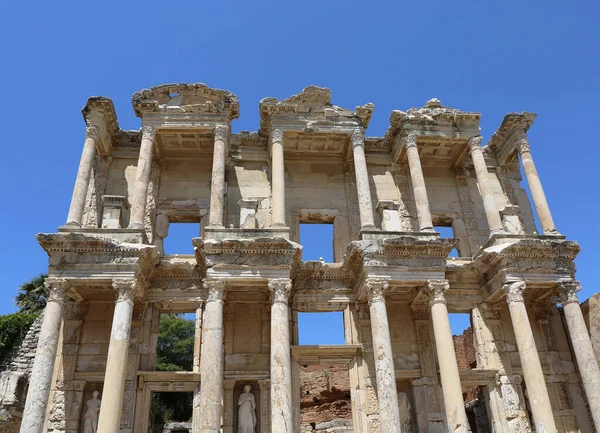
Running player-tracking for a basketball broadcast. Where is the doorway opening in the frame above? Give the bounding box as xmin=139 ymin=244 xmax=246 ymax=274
xmin=150 ymin=391 xmax=193 ymax=432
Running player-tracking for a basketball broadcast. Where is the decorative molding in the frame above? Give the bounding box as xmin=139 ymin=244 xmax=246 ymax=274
xmin=268 ymin=278 xmax=292 ymax=304
xmin=467 ymin=135 xmax=483 ymax=151
xmin=350 ymin=129 xmax=364 ymax=146
xmin=403 ymin=134 xmax=417 ymax=150
xmin=85 ymin=124 xmax=100 ymax=140
xmin=503 ymin=280 xmax=526 ymax=304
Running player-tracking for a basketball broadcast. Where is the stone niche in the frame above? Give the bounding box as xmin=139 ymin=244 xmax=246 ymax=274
xmin=232 ymin=380 xmax=261 ymax=433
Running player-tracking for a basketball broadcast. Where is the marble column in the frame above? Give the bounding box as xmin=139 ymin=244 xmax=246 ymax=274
xmin=468 ymin=136 xmax=505 ymax=235
xmin=19 ymin=278 xmax=68 ymax=433
xmin=198 ymin=279 xmax=225 ymax=433
xmin=208 ymin=125 xmax=228 ymax=228
xmin=129 ymin=125 xmax=156 ymax=229
xmin=271 ymin=129 xmax=287 ymax=226
xmin=503 ymin=281 xmax=556 ymax=433
xmin=365 ymin=279 xmax=401 ymax=433
xmin=426 ymin=280 xmax=471 ymax=432
xmin=404 ymin=135 xmax=433 ymax=232
xmin=351 ymin=129 xmax=375 ymax=230
xmin=97 ymin=279 xmax=137 ymax=433
xmin=66 ymin=124 xmax=100 ymax=226
xmin=268 ymin=278 xmax=293 ymax=433
xmin=515 ymin=133 xmax=558 ymax=235
xmin=559 ymin=281 xmax=600 ymax=431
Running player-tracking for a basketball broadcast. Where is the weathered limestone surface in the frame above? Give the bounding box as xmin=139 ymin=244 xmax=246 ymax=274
xmin=8 ymin=84 xmax=597 ymax=433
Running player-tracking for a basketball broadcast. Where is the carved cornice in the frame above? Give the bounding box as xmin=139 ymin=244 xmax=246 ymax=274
xmin=558 ymin=281 xmax=580 ymax=305
xmin=364 ymin=279 xmax=389 ymax=305
xmin=44 ymin=278 xmax=70 ymax=303
xmin=268 ymin=278 xmax=292 ymax=304
xmin=112 ymin=279 xmax=138 ymax=302
xmin=426 ymin=280 xmax=449 ymax=305
xmin=203 ymin=279 xmax=225 ymax=302
xmin=214 ymin=125 xmax=229 ymax=142
xmin=141 ymin=125 xmax=156 ymax=141
xmin=503 ymin=281 xmax=526 ymax=304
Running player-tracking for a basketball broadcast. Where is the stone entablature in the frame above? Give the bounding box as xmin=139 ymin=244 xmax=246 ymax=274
xmin=11 ymin=83 xmax=600 ymax=433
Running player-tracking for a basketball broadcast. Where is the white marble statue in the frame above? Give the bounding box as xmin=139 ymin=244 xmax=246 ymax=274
xmin=83 ymin=391 xmax=101 ymax=433
xmin=238 ymin=385 xmax=257 ymax=433
xmin=398 ymin=391 xmax=412 ymax=431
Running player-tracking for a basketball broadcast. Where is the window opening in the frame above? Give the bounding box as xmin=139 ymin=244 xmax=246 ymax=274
xmin=434 ymin=225 xmax=459 ymax=257
xmin=298 ymin=312 xmax=345 ymax=345
xmin=300 ymin=224 xmax=334 ymax=262
xmin=163 ymin=222 xmax=201 ymax=255
xmin=156 ymin=313 xmax=196 ymax=372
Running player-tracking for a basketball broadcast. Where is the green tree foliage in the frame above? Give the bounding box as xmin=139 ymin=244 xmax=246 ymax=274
xmin=15 ymin=274 xmax=48 ymax=314
xmin=152 ymin=314 xmax=195 ymax=423
xmin=0 ymin=313 xmax=38 ymax=364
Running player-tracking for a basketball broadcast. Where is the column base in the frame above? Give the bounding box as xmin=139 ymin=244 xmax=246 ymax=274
xmin=543 ymin=228 xmax=562 ymax=236
xmin=64 ymin=221 xmax=82 ymax=228
xmin=488 ymin=228 xmax=507 ymax=238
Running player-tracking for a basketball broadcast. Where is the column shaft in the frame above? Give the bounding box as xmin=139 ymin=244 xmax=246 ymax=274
xmin=517 ymin=136 xmax=557 ymax=234
xmin=129 ymin=126 xmax=155 ymax=229
xmin=560 ymin=283 xmax=600 ymax=431
xmin=66 ymin=125 xmax=99 ymax=226
xmin=97 ymin=280 xmax=136 ymax=433
xmin=198 ymin=280 xmax=225 ymax=433
xmin=468 ymin=137 xmax=504 ymax=235
xmin=208 ymin=126 xmax=228 ymax=227
xmin=405 ymin=136 xmax=433 ymax=231
xmin=351 ymin=130 xmax=375 ymax=230
xmin=427 ymin=281 xmax=471 ymax=432
xmin=366 ymin=280 xmax=401 ymax=433
xmin=271 ymin=129 xmax=286 ymax=226
xmin=504 ymin=282 xmax=557 ymax=433
xmin=19 ymin=279 xmax=67 ymax=433
xmin=268 ymin=279 xmax=293 ymax=433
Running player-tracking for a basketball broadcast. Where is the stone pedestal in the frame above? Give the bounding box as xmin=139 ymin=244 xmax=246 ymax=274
xmin=559 ymin=282 xmax=600 ymax=431
xmin=503 ymin=281 xmax=556 ymax=433
xmin=468 ymin=136 xmax=504 ymax=235
xmin=426 ymin=280 xmax=471 ymax=432
xmin=268 ymin=279 xmax=293 ymax=433
xmin=271 ymin=129 xmax=286 ymax=227
xmin=19 ymin=278 xmax=68 ymax=433
xmin=365 ymin=279 xmax=401 ymax=433
xmin=66 ymin=125 xmax=99 ymax=227
xmin=208 ymin=125 xmax=228 ymax=228
xmin=97 ymin=279 xmax=137 ymax=433
xmin=404 ymin=135 xmax=433 ymax=232
xmin=198 ymin=279 xmax=225 ymax=433
xmin=101 ymin=195 xmax=128 ymax=229
xmin=351 ymin=130 xmax=375 ymax=230
xmin=129 ymin=126 xmax=156 ymax=229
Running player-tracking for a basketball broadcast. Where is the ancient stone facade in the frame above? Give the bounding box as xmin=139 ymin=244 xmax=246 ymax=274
xmin=10 ymin=83 xmax=600 ymax=432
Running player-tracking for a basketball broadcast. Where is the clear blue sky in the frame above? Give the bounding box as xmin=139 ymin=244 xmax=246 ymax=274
xmin=1 ymin=1 xmax=598 ymax=340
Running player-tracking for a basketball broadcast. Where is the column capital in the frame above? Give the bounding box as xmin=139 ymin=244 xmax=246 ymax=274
xmin=43 ymin=278 xmax=70 ymax=304
xmin=271 ymin=128 xmax=284 ymax=143
xmin=268 ymin=278 xmax=292 ymax=304
xmin=503 ymin=280 xmax=526 ymax=304
xmin=403 ymin=134 xmax=418 ymax=149
xmin=203 ymin=279 xmax=226 ymax=302
xmin=425 ymin=280 xmax=449 ymax=305
xmin=350 ymin=129 xmax=364 ymax=147
xmin=467 ymin=135 xmax=484 ymax=151
xmin=513 ymin=130 xmax=530 ymax=153
xmin=214 ymin=125 xmax=229 ymax=142
xmin=364 ymin=279 xmax=389 ymax=305
xmin=558 ymin=281 xmax=581 ymax=305
xmin=112 ymin=279 xmax=138 ymax=302
xmin=85 ymin=123 xmax=100 ymax=140
xmin=141 ymin=125 xmax=156 ymax=141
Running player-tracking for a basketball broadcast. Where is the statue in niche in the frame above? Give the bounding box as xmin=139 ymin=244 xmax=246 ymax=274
xmin=398 ymin=391 xmax=412 ymax=432
xmin=83 ymin=391 xmax=101 ymax=433
xmin=238 ymin=384 xmax=257 ymax=433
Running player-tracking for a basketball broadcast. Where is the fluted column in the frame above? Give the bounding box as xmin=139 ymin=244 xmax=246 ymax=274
xmin=559 ymin=281 xmax=600 ymax=431
xmin=350 ymin=129 xmax=376 ymax=230
xmin=515 ymin=133 xmax=558 ymax=235
xmin=271 ymin=129 xmax=287 ymax=226
xmin=198 ymin=279 xmax=225 ymax=433
xmin=129 ymin=125 xmax=156 ymax=229
xmin=503 ymin=281 xmax=556 ymax=433
xmin=426 ymin=280 xmax=471 ymax=432
xmin=404 ymin=135 xmax=433 ymax=232
xmin=468 ymin=136 xmax=505 ymax=235
xmin=208 ymin=125 xmax=228 ymax=228
xmin=268 ymin=278 xmax=293 ymax=433
xmin=97 ymin=279 xmax=137 ymax=433
xmin=365 ymin=279 xmax=400 ymax=433
xmin=19 ymin=278 xmax=68 ymax=433
xmin=66 ymin=124 xmax=99 ymax=226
